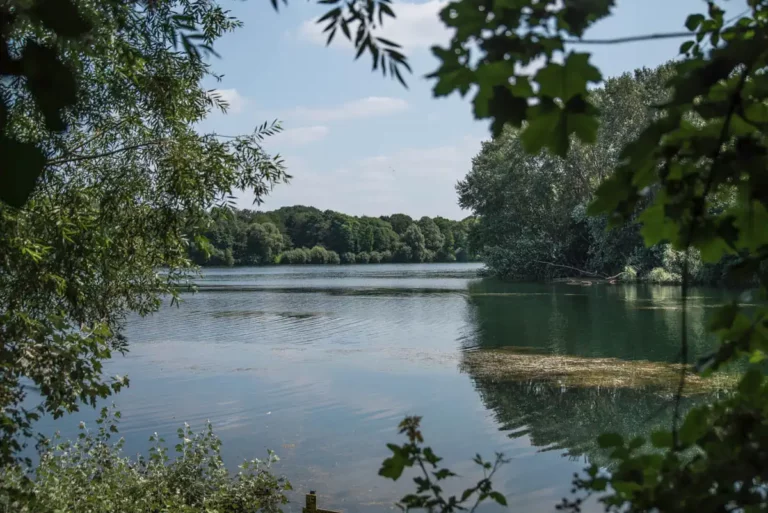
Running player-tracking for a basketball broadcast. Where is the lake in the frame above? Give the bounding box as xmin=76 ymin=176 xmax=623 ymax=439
xmin=38 ymin=263 xmax=735 ymax=512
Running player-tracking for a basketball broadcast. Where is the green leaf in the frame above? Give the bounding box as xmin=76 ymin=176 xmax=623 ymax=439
xmin=679 ymin=407 xmax=709 ymax=445
xmin=520 ymin=101 xmax=566 ymax=155
xmin=379 ymin=445 xmax=407 ymax=480
xmin=535 ymin=52 xmax=602 ymax=101
xmin=489 ymin=491 xmax=507 ymax=506
xmin=650 ymin=430 xmax=673 ymax=449
xmin=685 ymin=13 xmax=705 ymax=31
xmin=0 ymin=138 xmax=46 ymax=208
xmin=597 ymin=432 xmax=623 ymax=448
xmin=738 ymin=367 xmax=764 ymax=396
xmin=680 ymin=40 xmax=695 ymax=54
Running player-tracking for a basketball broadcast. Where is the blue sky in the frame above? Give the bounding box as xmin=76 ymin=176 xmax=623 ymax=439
xmin=199 ymin=0 xmax=747 ymax=219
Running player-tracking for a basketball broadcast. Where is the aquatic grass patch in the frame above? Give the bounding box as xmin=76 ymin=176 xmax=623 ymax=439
xmin=460 ymin=349 xmax=739 ymax=393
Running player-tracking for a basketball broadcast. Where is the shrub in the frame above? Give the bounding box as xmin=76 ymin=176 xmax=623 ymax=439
xmin=309 ymin=246 xmax=329 ymax=264
xmin=340 ymin=252 xmax=356 ymax=264
xmin=455 ymin=247 xmax=469 ymax=262
xmin=646 ymin=267 xmax=682 ymax=284
xmin=0 ymin=410 xmax=290 ymax=513
xmin=380 ymin=250 xmax=393 ymax=263
xmin=357 ymin=251 xmax=371 ymax=264
xmin=327 ymin=251 xmax=341 ymax=264
xmin=279 ymin=248 xmax=310 ymax=264
xmin=620 ymin=265 xmax=638 ymax=282
xmin=369 ymin=251 xmax=382 ymax=263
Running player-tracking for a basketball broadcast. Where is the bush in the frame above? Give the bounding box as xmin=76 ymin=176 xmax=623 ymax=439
xmin=340 ymin=252 xmax=356 ymax=264
xmin=380 ymin=250 xmax=393 ymax=263
xmin=309 ymin=246 xmax=329 ymax=264
xmin=279 ymin=248 xmax=310 ymax=264
xmin=1 ymin=410 xmax=290 ymax=513
xmin=646 ymin=267 xmax=682 ymax=284
xmin=369 ymin=251 xmax=382 ymax=263
xmin=455 ymin=247 xmax=469 ymax=262
xmin=327 ymin=250 xmax=341 ymax=264
xmin=357 ymin=251 xmax=371 ymax=264
xmin=620 ymin=265 xmax=638 ymax=282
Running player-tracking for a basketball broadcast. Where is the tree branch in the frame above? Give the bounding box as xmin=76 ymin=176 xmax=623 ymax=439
xmin=45 ymin=141 xmax=165 ymax=167
xmin=564 ymin=32 xmax=690 ymax=45
xmin=534 ymin=260 xmax=604 ymax=278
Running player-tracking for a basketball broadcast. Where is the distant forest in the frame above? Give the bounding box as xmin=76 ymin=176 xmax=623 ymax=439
xmin=190 ymin=206 xmax=479 ymax=266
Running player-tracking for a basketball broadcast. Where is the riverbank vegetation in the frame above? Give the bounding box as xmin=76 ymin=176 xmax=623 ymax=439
xmin=459 ymin=62 xmax=737 ymax=285
xmin=189 ymin=206 xmax=479 ymax=266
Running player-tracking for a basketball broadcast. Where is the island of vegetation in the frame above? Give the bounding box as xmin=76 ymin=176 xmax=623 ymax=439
xmin=190 ymin=206 xmax=479 ymax=266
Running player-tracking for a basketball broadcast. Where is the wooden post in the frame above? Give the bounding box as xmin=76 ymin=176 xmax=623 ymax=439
xmin=304 ymin=491 xmax=318 ymax=513
xmin=303 ymin=491 xmax=341 ymax=513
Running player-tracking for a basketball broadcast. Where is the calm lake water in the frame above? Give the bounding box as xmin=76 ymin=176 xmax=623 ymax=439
xmin=38 ymin=263 xmax=736 ymax=512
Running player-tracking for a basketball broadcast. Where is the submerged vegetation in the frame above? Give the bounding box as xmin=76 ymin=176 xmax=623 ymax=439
xmin=189 ymin=206 xmax=478 ymax=266
xmin=461 ymin=349 xmax=738 ymax=393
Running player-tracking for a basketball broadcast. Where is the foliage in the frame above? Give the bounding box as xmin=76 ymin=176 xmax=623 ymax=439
xmin=191 ymin=206 xmax=477 ymax=265
xmin=309 ymin=245 xmax=330 ymax=264
xmin=403 ymin=1 xmax=768 ymax=513
xmin=340 ymin=252 xmax=357 ymax=264
xmin=0 ymin=0 xmax=290 ymax=465
xmin=327 ymin=250 xmax=341 ymax=265
xmin=0 ymin=0 xmax=411 ymax=208
xmin=402 ymin=224 xmax=427 ymax=263
xmin=459 ymin=64 xmax=683 ymax=281
xmin=1 ymin=408 xmax=290 ymax=513
xmin=246 ymin=223 xmax=284 ymax=265
xmin=379 ymin=417 xmax=509 ymax=512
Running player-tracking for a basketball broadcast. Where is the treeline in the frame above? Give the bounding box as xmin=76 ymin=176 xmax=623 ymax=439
xmin=459 ymin=62 xmax=736 ymax=284
xmin=189 ymin=206 xmax=478 ymax=266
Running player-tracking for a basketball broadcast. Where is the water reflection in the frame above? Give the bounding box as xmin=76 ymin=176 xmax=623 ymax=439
xmin=459 ymin=279 xmax=734 ymax=467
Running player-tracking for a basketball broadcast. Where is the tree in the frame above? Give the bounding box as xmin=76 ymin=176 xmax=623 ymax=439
xmin=327 ymin=216 xmax=357 ymax=254
xmin=0 ymin=0 xmax=293 ymax=466
xmin=0 ymin=0 xmax=409 ymax=209
xmin=417 ymin=216 xmax=444 ymax=252
xmin=309 ymin=245 xmax=329 ymax=264
xmin=402 ymin=225 xmax=427 ymax=263
xmin=457 ymin=64 xmax=684 ymax=281
xmin=386 ymin=214 xmax=414 ymax=235
xmin=246 ymin=223 xmax=284 ymax=264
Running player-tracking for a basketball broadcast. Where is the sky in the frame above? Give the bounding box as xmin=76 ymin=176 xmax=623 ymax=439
xmin=197 ymin=0 xmax=748 ymax=220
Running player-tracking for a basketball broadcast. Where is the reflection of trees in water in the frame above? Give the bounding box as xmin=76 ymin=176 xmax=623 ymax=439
xmin=470 ymin=377 xmax=716 ymax=467
xmin=460 ymin=280 xmax=731 ymax=466
xmin=462 ymin=280 xmax=720 ymax=362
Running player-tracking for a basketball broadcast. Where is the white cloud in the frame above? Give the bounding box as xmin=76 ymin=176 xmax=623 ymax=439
xmin=287 ymin=96 xmax=408 ymax=123
xmin=237 ymin=135 xmax=483 ymax=219
xmin=298 ymin=0 xmax=450 ymax=51
xmin=268 ymin=125 xmax=330 ymax=148
xmin=209 ymin=88 xmax=246 ymax=115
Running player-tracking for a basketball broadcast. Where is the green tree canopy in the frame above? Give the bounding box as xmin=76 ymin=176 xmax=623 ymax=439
xmin=0 ymin=0 xmax=291 ymax=465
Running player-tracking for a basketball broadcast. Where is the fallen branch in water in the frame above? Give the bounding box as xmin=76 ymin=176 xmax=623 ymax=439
xmin=534 ymin=261 xmax=627 ymax=282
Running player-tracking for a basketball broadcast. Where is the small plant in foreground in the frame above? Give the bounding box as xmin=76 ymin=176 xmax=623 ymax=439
xmin=1 ymin=407 xmax=290 ymax=513
xmin=380 ymin=416 xmax=509 ymax=512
